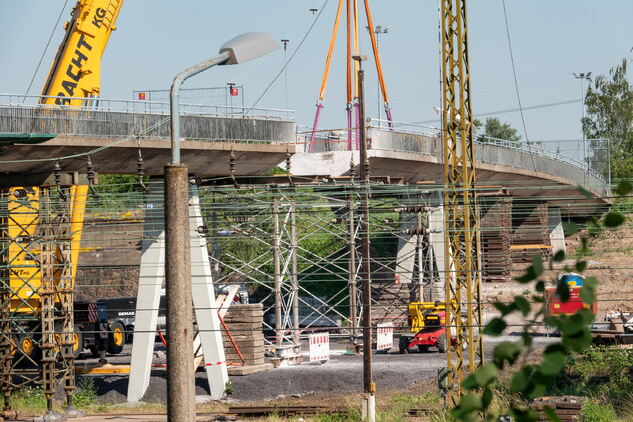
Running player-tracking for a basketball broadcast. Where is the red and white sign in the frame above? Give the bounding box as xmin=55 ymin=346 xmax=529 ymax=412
xmin=376 ymin=322 xmax=394 ymax=351
xmin=87 ymin=303 xmax=98 ymax=323
xmin=230 ymin=87 xmax=239 ymax=96
xmin=309 ymin=332 xmax=330 ymax=362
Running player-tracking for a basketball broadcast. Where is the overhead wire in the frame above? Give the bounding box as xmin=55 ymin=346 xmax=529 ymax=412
xmin=23 ymin=0 xmax=71 ymax=101
xmin=501 ymin=0 xmax=529 ymax=142
xmin=243 ymin=0 xmax=331 ymax=117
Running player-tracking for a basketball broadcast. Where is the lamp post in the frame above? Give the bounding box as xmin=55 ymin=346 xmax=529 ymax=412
xmin=572 ymin=71 xmax=592 ymax=168
xmin=167 ymin=32 xmax=278 ymax=422
xmin=373 ymin=25 xmax=388 ymax=123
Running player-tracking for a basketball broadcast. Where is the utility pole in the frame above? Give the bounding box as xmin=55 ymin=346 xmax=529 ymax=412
xmin=573 ymin=72 xmax=592 ymax=171
xmin=353 ymin=53 xmax=375 ymax=422
xmin=372 ymin=25 xmax=388 ymax=123
xmin=281 ymin=39 xmax=289 ymax=110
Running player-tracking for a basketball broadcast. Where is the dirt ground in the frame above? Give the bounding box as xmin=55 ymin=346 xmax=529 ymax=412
xmin=482 ymin=214 xmax=633 ymax=319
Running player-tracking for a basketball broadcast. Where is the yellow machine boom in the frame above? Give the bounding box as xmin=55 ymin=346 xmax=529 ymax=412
xmin=40 ymin=0 xmax=124 ymax=106
xmin=7 ymin=186 xmax=88 ymax=312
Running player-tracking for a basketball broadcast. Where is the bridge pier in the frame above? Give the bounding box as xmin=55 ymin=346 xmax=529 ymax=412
xmin=548 ymin=207 xmax=566 ymax=255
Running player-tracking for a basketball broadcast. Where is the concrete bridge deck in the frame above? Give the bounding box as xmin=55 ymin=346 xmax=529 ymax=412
xmin=291 ymin=125 xmax=610 ymax=218
xmin=0 ymin=99 xmax=610 ymax=218
xmin=0 ymin=102 xmax=296 ymax=182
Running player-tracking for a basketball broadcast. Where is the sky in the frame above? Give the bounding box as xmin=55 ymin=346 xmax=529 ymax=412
xmin=0 ymin=0 xmax=631 ymax=160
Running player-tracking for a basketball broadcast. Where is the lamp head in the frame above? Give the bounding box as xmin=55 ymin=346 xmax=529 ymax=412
xmin=351 ymin=54 xmax=368 ymax=62
xmin=219 ymin=32 xmax=279 ymax=65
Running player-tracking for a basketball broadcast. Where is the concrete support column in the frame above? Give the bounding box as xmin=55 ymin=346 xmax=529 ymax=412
xmin=127 ymin=183 xmax=165 ymax=403
xmin=548 ymin=207 xmax=566 ymax=255
xmin=164 ymin=165 xmax=195 ymax=422
xmin=428 ymin=206 xmax=448 ymax=302
xmin=189 ymin=185 xmax=228 ymax=399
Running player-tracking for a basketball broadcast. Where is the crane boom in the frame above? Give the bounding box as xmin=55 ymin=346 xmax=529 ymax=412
xmin=40 ymin=0 xmax=124 ymax=106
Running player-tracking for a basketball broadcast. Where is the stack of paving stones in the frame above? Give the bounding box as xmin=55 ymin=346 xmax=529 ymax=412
xmin=480 ymin=197 xmax=512 ymax=283
xmin=511 ymin=202 xmax=552 ymax=263
xmin=221 ymin=303 xmax=265 ymax=367
xmin=532 ymin=396 xmax=583 ymax=421
xmin=371 ymin=273 xmax=417 ymax=328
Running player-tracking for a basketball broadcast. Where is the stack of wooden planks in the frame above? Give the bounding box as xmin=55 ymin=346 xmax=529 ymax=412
xmin=532 ymin=396 xmax=583 ymax=421
xmin=480 ymin=197 xmax=513 ymax=283
xmin=511 ymin=202 xmax=552 ymax=263
xmin=221 ymin=303 xmax=265 ymax=367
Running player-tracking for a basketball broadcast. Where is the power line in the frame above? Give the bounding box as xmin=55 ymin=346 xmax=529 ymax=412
xmin=243 ymin=0 xmax=331 ymax=116
xmin=416 ymin=99 xmax=582 ymax=124
xmin=23 ymin=0 xmax=71 ymax=100
xmin=501 ymin=0 xmax=529 ymax=142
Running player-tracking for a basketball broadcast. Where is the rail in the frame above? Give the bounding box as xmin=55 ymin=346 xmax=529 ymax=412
xmin=0 ymin=93 xmax=295 ymax=121
xmin=369 ymin=118 xmax=606 ymax=182
xmin=299 ymin=118 xmax=609 ymax=195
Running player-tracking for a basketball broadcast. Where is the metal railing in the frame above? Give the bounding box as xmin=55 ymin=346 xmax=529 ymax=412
xmin=474 ymin=135 xmax=607 ymax=182
xmin=0 ymin=93 xmax=295 ymax=121
xmin=364 ymin=119 xmax=607 ymax=184
xmin=301 ymin=119 xmax=609 ymax=193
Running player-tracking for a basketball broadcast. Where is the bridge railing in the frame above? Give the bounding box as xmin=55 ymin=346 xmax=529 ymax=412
xmin=0 ymin=94 xmax=295 ymax=121
xmin=367 ymin=118 xmax=607 ymax=183
xmin=299 ymin=119 xmax=609 ymax=194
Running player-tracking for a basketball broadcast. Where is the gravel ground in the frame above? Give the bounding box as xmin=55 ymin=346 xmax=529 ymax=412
xmin=83 ymin=336 xmax=557 ymax=405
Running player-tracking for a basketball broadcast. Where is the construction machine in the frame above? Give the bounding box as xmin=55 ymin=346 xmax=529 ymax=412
xmin=4 ymin=185 xmax=89 ymax=360
xmin=399 ymin=302 xmax=456 ymax=354
xmin=40 ymin=0 xmax=124 ymax=106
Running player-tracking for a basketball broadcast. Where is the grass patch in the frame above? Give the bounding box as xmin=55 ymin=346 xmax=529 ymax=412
xmin=9 ymin=386 xmax=47 ymax=415
xmin=74 ymin=375 xmax=97 ymax=408
xmin=583 ymin=399 xmax=618 ymax=422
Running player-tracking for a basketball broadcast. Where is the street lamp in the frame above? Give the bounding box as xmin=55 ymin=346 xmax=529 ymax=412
xmin=573 ymin=71 xmax=592 ymax=168
xmin=372 ymin=25 xmax=389 ymax=122
xmin=166 ymin=32 xmax=279 ymax=422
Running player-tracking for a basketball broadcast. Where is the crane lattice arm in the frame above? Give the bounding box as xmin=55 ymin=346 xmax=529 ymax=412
xmin=40 ymin=0 xmax=124 ymax=106
xmin=440 ymin=0 xmax=484 ymax=407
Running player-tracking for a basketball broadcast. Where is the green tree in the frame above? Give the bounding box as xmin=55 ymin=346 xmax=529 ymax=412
xmin=473 ymin=117 xmax=522 ymax=143
xmin=583 ymin=58 xmax=633 ymax=180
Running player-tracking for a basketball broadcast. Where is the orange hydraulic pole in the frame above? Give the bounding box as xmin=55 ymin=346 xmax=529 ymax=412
xmin=363 ymin=0 xmax=393 ymax=127
xmin=309 ymin=0 xmax=346 ymax=152
xmin=352 ymin=0 xmax=361 ymax=147
xmin=346 ymin=0 xmax=353 ymax=149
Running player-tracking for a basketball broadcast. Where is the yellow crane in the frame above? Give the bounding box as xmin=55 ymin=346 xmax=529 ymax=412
xmin=0 ymin=1 xmax=124 ymax=414
xmin=40 ymin=0 xmax=124 ymax=106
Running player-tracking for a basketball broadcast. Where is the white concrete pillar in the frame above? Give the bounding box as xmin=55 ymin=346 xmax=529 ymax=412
xmin=127 ymin=183 xmax=165 ymax=403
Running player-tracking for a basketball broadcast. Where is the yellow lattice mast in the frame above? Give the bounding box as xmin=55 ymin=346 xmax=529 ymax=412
xmin=440 ymin=0 xmax=484 ymax=406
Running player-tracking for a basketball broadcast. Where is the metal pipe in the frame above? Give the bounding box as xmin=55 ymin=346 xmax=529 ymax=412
xmin=170 ymin=52 xmax=230 ymax=164
xmin=348 ymin=190 xmax=358 ymax=343
xmin=272 ymin=197 xmax=283 ymax=348
xmin=291 ymin=202 xmax=300 ymax=347
xmin=357 ymin=64 xmax=373 ymax=397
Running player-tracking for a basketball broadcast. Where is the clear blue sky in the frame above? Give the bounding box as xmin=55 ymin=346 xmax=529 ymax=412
xmin=0 ymin=0 xmax=631 ymax=157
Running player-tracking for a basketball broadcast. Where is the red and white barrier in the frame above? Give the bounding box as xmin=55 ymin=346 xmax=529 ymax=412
xmin=376 ymin=322 xmax=394 ymax=351
xmin=309 ymin=332 xmax=330 ymax=362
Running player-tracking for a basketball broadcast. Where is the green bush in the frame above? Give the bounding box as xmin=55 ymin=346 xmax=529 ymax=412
xmin=583 ymin=399 xmax=618 ymax=422
xmin=74 ymin=375 xmax=97 ymax=408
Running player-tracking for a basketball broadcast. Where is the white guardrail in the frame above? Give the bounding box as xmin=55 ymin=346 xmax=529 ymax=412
xmin=299 ymin=118 xmax=607 ymax=184
xmin=0 ymin=93 xmax=295 ymax=121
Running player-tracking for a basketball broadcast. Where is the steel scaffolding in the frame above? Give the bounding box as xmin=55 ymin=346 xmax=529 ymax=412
xmin=0 ymin=185 xmax=85 ymax=416
xmin=200 ymin=178 xmax=445 ymax=348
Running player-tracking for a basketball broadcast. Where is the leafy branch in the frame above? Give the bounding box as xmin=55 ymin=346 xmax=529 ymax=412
xmin=451 ymin=180 xmax=632 ymax=422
